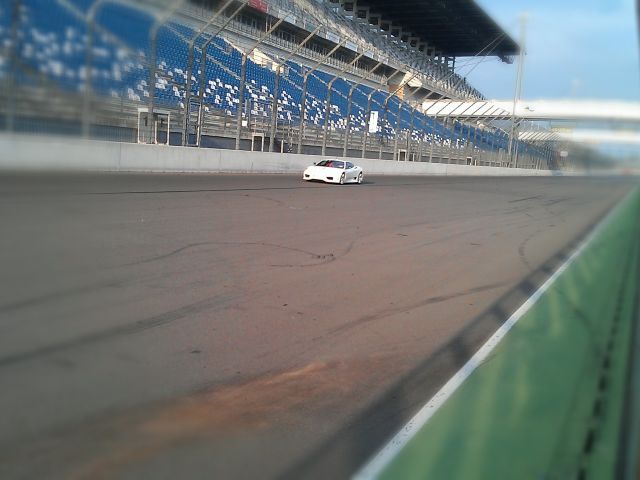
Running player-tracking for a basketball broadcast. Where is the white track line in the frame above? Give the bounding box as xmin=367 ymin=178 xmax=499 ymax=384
xmin=352 ymin=192 xmax=632 ymax=480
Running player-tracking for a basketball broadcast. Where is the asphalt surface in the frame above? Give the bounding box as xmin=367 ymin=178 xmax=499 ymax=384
xmin=0 ymin=173 xmax=635 ymax=479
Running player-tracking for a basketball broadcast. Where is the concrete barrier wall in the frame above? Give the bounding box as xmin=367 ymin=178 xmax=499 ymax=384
xmin=0 ymin=133 xmax=555 ymax=176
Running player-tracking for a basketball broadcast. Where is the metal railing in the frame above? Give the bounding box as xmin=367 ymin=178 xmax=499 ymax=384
xmin=0 ymin=0 xmax=552 ymax=171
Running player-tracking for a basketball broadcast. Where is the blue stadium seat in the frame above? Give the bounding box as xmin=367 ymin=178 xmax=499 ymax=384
xmin=4 ymin=0 xmax=522 ymax=154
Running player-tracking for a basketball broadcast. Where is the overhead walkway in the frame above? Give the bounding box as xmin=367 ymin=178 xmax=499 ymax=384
xmin=423 ymin=99 xmax=640 ymax=123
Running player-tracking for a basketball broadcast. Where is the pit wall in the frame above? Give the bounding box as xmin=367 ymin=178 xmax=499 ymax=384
xmin=0 ymin=133 xmax=556 ymax=176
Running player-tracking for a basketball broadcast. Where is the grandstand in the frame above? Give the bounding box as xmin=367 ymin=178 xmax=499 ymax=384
xmin=0 ymin=0 xmax=558 ymax=169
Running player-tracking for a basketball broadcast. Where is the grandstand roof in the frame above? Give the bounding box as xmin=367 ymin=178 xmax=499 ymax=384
xmin=361 ymin=0 xmax=518 ymax=60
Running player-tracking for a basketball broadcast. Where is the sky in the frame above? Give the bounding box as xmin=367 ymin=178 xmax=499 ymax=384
xmin=464 ymin=0 xmax=640 ymax=102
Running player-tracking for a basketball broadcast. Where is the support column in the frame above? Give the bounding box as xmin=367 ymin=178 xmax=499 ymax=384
xmin=235 ymin=54 xmax=247 ymax=150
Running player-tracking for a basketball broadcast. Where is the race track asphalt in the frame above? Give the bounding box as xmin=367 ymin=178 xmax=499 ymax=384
xmin=0 ymin=172 xmax=635 ymax=479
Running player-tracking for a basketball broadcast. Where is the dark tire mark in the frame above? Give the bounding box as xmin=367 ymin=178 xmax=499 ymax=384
xmin=326 ymin=280 xmax=510 ymax=337
xmin=517 ymin=229 xmax=542 ymax=272
xmin=509 ymin=195 xmax=542 ymax=203
xmin=82 ymin=182 xmax=437 ymax=196
xmin=0 ymin=280 xmax=123 ymax=315
xmin=0 ymin=293 xmax=234 ymax=368
xmin=121 ymin=241 xmax=322 ymax=267
xmin=544 ymin=197 xmax=570 ymax=206
xmin=270 ymin=239 xmax=356 ymax=268
xmin=237 ymin=193 xmax=285 ymax=207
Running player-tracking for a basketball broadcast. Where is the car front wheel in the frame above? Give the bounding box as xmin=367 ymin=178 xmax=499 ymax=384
xmin=357 ymin=172 xmax=363 ymax=184
xmin=339 ymin=172 xmax=345 ymax=185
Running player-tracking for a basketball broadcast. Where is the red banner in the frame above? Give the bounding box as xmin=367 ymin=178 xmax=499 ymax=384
xmin=249 ymin=0 xmax=268 ymax=13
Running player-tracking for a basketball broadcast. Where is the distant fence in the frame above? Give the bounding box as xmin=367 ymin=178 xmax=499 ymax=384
xmin=0 ymin=133 xmax=555 ymax=177
xmin=0 ymin=0 xmax=553 ymax=170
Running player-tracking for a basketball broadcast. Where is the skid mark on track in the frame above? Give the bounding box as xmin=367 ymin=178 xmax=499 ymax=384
xmin=508 ymin=195 xmax=542 ymax=203
xmin=236 ymin=192 xmax=285 ymax=207
xmin=121 ymin=242 xmax=214 ymax=266
xmin=270 ymin=239 xmax=356 ymax=268
xmin=0 ymin=293 xmax=234 ymax=368
xmin=83 ymin=181 xmax=438 ymax=197
xmin=0 ymin=280 xmax=123 ymax=315
xmin=517 ymin=229 xmax=543 ymax=272
xmin=327 ymin=281 xmax=510 ymax=337
xmin=544 ymin=196 xmax=570 ymax=206
xmin=85 ymin=185 xmax=323 ymax=195
xmin=418 ymin=225 xmax=491 ymax=248
xmin=122 ymin=241 xmax=322 ymax=267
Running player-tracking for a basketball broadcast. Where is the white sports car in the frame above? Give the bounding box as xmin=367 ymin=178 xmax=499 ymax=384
xmin=302 ymin=159 xmax=364 ymax=184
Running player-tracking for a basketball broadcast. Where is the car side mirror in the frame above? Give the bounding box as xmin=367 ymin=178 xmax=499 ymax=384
xmin=313 ymin=162 xmax=317 ymax=165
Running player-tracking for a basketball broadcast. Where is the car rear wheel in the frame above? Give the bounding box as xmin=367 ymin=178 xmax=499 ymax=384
xmin=339 ymin=172 xmax=345 ymax=185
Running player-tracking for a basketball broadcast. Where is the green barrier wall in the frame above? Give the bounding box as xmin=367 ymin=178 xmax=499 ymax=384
xmin=380 ymin=188 xmax=640 ymax=480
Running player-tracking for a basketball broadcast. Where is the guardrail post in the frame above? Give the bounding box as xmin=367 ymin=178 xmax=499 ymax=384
xmin=235 ymin=54 xmax=247 ymax=150
xmin=407 ymin=105 xmax=417 ymax=158
xmin=429 ymin=117 xmax=436 ymax=162
xmin=343 ymin=90 xmax=354 ymax=157
xmin=296 ymin=77 xmax=308 ymax=154
xmin=321 ymin=86 xmax=333 ymax=156
xmin=361 ymin=94 xmax=373 ymax=158
xmin=378 ymin=105 xmax=387 ymax=160
xmin=393 ymin=101 xmax=402 ymax=160
xmin=268 ymin=70 xmax=281 ymax=152
xmin=418 ymin=127 xmax=424 ymax=162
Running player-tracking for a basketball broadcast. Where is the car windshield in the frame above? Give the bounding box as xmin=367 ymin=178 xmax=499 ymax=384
xmin=316 ymin=160 xmax=344 ymax=168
